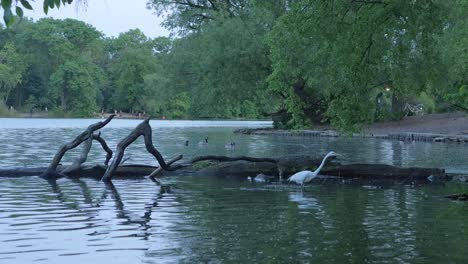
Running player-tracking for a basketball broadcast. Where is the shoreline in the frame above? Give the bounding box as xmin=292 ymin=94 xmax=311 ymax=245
xmin=236 ymin=112 xmax=468 ymax=144
xmin=234 ymin=127 xmax=468 ymax=143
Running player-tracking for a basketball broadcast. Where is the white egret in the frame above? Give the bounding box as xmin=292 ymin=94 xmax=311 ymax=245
xmin=287 ymin=151 xmax=338 ymax=188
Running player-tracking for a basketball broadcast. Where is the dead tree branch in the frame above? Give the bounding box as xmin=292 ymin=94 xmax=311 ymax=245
xmin=147 ymin=155 xmax=184 ymax=180
xmin=101 ymin=117 xmax=183 ymax=182
xmin=92 ymin=133 xmax=113 ymax=166
xmin=42 ymin=115 xmax=115 ymax=178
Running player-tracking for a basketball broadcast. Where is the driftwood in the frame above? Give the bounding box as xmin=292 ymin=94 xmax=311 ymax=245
xmin=148 ymin=155 xmax=184 ymax=184
xmin=42 ymin=115 xmax=115 ymax=178
xmin=101 ymin=117 xmax=183 ymax=182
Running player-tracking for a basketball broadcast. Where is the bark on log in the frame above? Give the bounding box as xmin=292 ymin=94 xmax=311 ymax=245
xmin=321 ymin=164 xmax=446 ymax=180
xmin=42 ymin=115 xmax=115 ymax=178
xmin=101 ymin=117 xmax=183 ymax=182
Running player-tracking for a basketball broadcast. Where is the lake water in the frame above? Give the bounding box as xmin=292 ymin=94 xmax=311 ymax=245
xmin=0 ymin=118 xmax=467 ymax=263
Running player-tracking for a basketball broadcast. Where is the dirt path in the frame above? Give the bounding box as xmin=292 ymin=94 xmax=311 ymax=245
xmin=365 ymin=112 xmax=468 ymax=135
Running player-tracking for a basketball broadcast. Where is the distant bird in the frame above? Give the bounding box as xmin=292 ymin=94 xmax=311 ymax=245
xmin=247 ymin=173 xmax=275 ymax=183
xmin=225 ymin=140 xmax=236 ymax=150
xmin=185 ymin=140 xmax=189 ymax=146
xmin=287 ymin=151 xmax=338 ymax=189
xmin=198 ymin=137 xmax=209 ymax=146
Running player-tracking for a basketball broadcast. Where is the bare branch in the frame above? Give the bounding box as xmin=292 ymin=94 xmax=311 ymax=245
xmin=101 ymin=117 xmax=183 ymax=181
xmin=42 ymin=115 xmax=115 ymax=178
xmin=147 ymin=155 xmax=183 ymax=180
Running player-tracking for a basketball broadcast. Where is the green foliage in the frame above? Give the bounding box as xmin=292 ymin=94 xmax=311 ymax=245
xmin=49 ymin=59 xmax=102 ymax=117
xmin=0 ymin=100 xmax=16 ymax=116
xmin=192 ymin=160 xmax=213 ymax=170
xmin=48 ymin=106 xmax=69 ymax=118
xmin=0 ymin=0 xmax=466 ymax=129
xmin=267 ymin=0 xmax=466 ymax=131
xmin=1 ymin=0 xmax=75 ymax=26
xmin=0 ymin=42 xmax=27 ymax=104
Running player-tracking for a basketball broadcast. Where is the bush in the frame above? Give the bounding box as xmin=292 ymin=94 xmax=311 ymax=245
xmin=0 ymin=101 xmax=17 ymax=117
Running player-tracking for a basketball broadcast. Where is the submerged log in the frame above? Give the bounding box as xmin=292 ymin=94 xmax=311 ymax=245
xmin=192 ymin=161 xmax=446 ymax=182
xmin=191 ymin=154 xmax=337 ymax=179
xmin=321 ymin=164 xmax=447 ymax=182
xmin=0 ymin=161 xmax=448 ymax=183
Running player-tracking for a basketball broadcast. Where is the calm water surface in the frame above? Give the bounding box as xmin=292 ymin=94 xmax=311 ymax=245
xmin=0 ymin=118 xmax=467 ymax=263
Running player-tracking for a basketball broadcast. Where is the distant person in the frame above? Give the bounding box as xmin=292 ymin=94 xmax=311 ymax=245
xmin=185 ymin=140 xmax=189 ymax=146
xmin=45 ymin=106 xmax=48 ymax=112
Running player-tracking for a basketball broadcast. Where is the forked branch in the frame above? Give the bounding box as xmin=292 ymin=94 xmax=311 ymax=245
xmin=101 ymin=117 xmax=183 ymax=182
xmin=42 ymin=115 xmax=115 ymax=178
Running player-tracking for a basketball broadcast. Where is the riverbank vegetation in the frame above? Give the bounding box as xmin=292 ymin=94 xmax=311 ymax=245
xmin=0 ymin=0 xmax=466 ymax=131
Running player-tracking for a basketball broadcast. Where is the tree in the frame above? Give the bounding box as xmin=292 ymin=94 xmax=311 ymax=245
xmin=109 ymin=48 xmax=157 ymax=113
xmin=2 ymin=18 xmax=104 ymax=113
xmin=0 ymin=42 xmax=27 ymax=105
xmin=268 ymin=0 xmax=459 ymax=131
xmin=148 ymin=1 xmax=285 ymax=119
xmin=49 ymin=59 xmax=103 ymax=117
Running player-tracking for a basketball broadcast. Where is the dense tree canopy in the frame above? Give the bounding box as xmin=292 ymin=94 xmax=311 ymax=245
xmin=0 ymin=0 xmax=466 ymax=130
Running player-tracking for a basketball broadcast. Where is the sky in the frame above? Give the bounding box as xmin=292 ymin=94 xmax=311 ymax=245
xmin=21 ymin=0 xmax=170 ymax=38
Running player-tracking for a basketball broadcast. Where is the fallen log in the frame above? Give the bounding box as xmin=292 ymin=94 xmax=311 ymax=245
xmin=321 ymin=164 xmax=447 ymax=182
xmin=0 ymin=161 xmax=449 ymax=183
xmin=191 ymin=154 xmax=337 ymax=180
xmin=192 ymin=161 xmax=446 ymax=182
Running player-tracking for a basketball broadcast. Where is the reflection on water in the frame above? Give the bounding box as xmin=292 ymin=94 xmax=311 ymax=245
xmin=0 ymin=119 xmax=468 ymax=263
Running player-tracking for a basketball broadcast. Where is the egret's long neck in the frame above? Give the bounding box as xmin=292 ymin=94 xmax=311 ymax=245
xmin=314 ymin=154 xmax=332 ymax=174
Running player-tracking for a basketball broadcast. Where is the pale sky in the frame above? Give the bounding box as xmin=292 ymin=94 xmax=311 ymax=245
xmin=21 ymin=0 xmax=170 ymax=38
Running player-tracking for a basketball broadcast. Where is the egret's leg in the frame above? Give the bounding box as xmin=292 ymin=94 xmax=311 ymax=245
xmin=320 ymin=175 xmax=327 ymax=184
